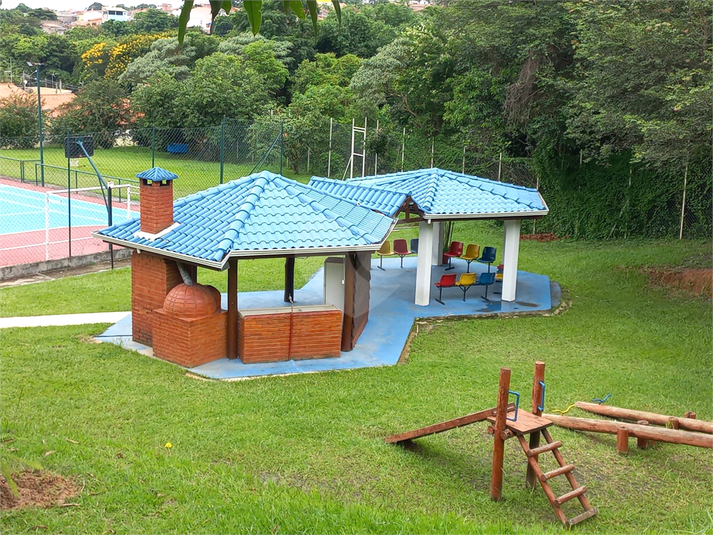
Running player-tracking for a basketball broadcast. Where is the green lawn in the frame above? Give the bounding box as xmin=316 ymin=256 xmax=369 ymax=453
xmin=0 ymin=146 xmax=310 ymax=198
xmin=1 ymin=226 xmax=711 ymax=534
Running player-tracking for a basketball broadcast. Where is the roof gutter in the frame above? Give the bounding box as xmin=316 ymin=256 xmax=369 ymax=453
xmin=424 ymin=209 xmax=549 ymax=222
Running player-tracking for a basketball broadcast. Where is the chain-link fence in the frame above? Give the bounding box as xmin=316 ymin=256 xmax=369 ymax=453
xmin=1 ymin=116 xmax=710 ymax=272
xmin=0 ymin=119 xmax=283 ymax=271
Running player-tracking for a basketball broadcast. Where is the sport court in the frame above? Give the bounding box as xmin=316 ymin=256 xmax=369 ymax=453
xmin=0 ymin=180 xmax=137 ymax=267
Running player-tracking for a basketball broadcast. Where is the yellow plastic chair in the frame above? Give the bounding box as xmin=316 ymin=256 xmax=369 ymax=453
xmin=461 ymin=244 xmax=481 ymax=273
xmin=455 ymin=272 xmax=477 ymax=301
xmin=377 ymin=241 xmax=394 ymax=270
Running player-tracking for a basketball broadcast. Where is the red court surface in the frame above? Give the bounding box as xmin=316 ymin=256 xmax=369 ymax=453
xmin=0 ymin=177 xmax=133 ymax=268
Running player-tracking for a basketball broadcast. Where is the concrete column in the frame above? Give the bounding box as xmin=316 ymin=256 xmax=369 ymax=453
xmin=415 ymin=221 xmax=434 ymax=306
xmin=431 ymin=221 xmax=444 ymax=266
xmin=501 ymin=219 xmax=521 ymax=302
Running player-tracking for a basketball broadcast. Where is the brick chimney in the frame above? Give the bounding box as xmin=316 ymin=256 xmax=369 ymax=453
xmin=136 ymin=167 xmax=177 ymax=234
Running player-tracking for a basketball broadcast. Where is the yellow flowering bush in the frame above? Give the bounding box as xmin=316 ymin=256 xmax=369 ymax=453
xmin=105 ymin=32 xmax=171 ymax=79
xmin=81 ymin=42 xmax=112 ymax=78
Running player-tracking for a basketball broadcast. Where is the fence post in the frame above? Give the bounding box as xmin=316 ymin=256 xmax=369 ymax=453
xmin=430 ymin=138 xmax=434 ymax=168
xmin=679 ymin=162 xmax=688 ymax=240
xmin=307 ymin=147 xmax=310 ymax=174
xmin=220 ymin=118 xmax=225 ymax=184
xmin=462 ymin=145 xmax=466 ymax=174
xmin=497 ymin=152 xmax=502 ymax=181
xmin=66 ymin=128 xmax=72 ymax=258
xmin=279 ymin=122 xmax=284 ymax=175
xmin=327 ymin=117 xmax=333 ymax=178
xmin=151 ymin=125 xmax=156 ymax=168
xmin=374 ymin=119 xmax=379 ymax=175
xmin=108 ymin=183 xmax=114 ymax=269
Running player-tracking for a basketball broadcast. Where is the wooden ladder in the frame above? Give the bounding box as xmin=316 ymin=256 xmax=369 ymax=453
xmin=517 ymin=428 xmax=598 ymax=527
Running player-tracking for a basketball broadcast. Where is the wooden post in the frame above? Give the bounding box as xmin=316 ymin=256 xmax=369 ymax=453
xmin=616 ymin=427 xmax=629 ymax=453
xmin=491 ymin=367 xmax=511 ymax=501
xmin=526 ymin=361 xmax=545 ymax=488
xmin=227 ymin=258 xmax=238 ymax=359
xmin=284 ymin=256 xmax=295 ymax=303
xmin=636 ymin=420 xmax=649 ymax=449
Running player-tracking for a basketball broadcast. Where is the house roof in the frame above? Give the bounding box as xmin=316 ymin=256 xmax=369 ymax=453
xmin=95 ymin=171 xmax=395 ymax=269
xmin=307 ymin=176 xmax=408 ymax=217
xmin=339 ymin=168 xmax=548 ymax=220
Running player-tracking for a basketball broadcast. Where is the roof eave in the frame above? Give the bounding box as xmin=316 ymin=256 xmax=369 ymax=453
xmin=92 ymin=232 xmax=225 ymax=270
xmin=424 ymin=209 xmax=549 ymax=221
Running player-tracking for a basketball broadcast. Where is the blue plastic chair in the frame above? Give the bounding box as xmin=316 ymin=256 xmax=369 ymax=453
xmin=475 ymin=271 xmax=496 ymax=302
xmin=476 ymin=246 xmax=497 ymax=273
xmin=410 ymin=238 xmax=419 ymax=254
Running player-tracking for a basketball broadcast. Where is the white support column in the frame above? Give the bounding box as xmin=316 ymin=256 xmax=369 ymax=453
xmin=501 ymin=219 xmax=521 ymax=302
xmin=415 ymin=221 xmax=434 ymax=306
xmin=431 ymin=221 xmax=444 ymax=266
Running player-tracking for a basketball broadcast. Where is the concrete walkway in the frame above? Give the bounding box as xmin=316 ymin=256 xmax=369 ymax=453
xmin=0 ymin=312 xmax=129 ymax=329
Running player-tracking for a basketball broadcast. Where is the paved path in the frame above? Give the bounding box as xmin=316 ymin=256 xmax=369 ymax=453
xmin=0 ymin=311 xmax=129 ymax=329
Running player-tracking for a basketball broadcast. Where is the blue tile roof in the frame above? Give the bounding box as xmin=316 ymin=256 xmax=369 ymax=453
xmin=96 ymin=171 xmax=394 ymax=268
xmin=136 ymin=167 xmax=178 ymax=182
xmin=307 ymin=177 xmax=408 ymax=217
xmin=345 ymin=168 xmax=547 ymax=217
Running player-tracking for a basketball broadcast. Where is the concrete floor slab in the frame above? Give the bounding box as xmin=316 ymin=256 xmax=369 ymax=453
xmin=97 ymin=256 xmax=556 ymax=379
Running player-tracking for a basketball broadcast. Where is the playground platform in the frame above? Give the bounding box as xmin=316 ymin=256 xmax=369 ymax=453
xmin=96 ymin=256 xmax=558 ymax=380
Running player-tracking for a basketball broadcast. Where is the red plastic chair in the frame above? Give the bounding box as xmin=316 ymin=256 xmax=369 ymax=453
xmin=392 ymin=238 xmax=412 ymax=268
xmin=434 ymin=273 xmax=457 ymax=305
xmin=443 ymin=241 xmax=463 ymax=271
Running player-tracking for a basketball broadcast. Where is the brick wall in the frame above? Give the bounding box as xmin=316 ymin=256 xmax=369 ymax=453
xmin=131 ymin=251 xmax=184 ymax=345
xmin=238 ymin=308 xmax=342 ymax=364
xmin=140 ymin=180 xmax=174 ymax=234
xmin=152 ymin=309 xmax=227 ymax=367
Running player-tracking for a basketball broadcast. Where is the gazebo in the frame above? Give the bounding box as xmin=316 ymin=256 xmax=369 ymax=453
xmin=309 ymin=168 xmax=548 ymax=305
xmin=94 ymin=169 xmax=396 ymax=367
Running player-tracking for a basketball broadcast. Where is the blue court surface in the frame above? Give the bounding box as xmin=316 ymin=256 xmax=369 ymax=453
xmin=98 ymin=256 xmax=558 ymax=380
xmin=0 ymin=184 xmax=137 ymax=235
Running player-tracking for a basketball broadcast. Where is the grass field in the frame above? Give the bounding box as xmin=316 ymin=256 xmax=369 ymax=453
xmin=0 ymin=146 xmax=310 ymax=198
xmin=1 ymin=224 xmax=711 ymax=534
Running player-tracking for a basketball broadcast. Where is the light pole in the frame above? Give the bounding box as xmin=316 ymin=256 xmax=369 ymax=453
xmin=28 ymin=62 xmax=44 ymax=185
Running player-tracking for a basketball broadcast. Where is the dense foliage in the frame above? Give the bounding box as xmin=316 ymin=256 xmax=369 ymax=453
xmin=0 ymin=0 xmax=709 ymax=238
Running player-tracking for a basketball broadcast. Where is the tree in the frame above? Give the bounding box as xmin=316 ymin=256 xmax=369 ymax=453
xmin=118 ymin=37 xmax=194 ymax=89
xmin=131 ymin=71 xmax=185 ymax=127
xmin=0 ymin=92 xmax=42 ymax=140
xmin=292 ymin=53 xmax=361 ymax=95
xmin=217 ymin=38 xmax=289 ymax=96
xmin=564 ymin=1 xmax=711 ymax=168
xmin=27 ymin=8 xmax=56 ymax=20
xmin=176 ymin=0 xmax=342 ymax=43
xmin=130 ymin=8 xmax=178 ymax=34
xmin=51 ymin=79 xmax=132 ymax=146
xmin=101 ymin=19 xmax=131 ymax=38
xmin=316 ymin=9 xmax=393 ymax=58
xmin=176 ymin=52 xmax=274 ymax=126
xmin=86 ymin=3 xmax=103 ymax=10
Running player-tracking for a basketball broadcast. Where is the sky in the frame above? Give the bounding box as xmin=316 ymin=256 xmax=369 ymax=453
xmin=1 ymin=0 xmax=183 ymax=10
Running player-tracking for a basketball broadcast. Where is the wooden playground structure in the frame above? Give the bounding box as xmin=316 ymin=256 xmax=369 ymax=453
xmin=385 ymin=362 xmax=598 ymax=528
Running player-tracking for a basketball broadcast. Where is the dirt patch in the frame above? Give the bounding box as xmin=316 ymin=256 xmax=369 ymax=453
xmin=0 ymin=471 xmax=79 ymax=510
xmin=520 ymin=233 xmax=564 ymax=242
xmin=642 ymin=267 xmax=712 ymax=298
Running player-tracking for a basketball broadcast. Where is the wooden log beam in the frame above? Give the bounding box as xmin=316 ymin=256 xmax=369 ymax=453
xmin=543 ymin=414 xmax=713 ymax=449
xmin=384 ymin=403 xmax=514 ymax=444
xmin=574 ymin=402 xmax=712 ymax=434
